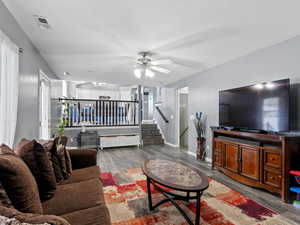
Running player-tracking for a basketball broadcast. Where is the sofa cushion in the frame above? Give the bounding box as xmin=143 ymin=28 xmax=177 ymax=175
xmin=61 ymin=205 xmax=111 ymax=225
xmin=60 ymin=166 xmax=100 ymax=185
xmin=15 ymin=139 xmax=57 ymax=201
xmin=0 ymin=206 xmax=70 ymax=225
xmin=0 ymin=147 xmax=43 ymax=214
xmin=42 ymin=178 xmax=104 ymax=216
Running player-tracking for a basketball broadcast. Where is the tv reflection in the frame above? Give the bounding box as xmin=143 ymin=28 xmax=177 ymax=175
xmin=262 ymin=97 xmax=280 ymax=132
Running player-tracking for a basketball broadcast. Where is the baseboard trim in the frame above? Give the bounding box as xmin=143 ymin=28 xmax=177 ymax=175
xmin=205 ymin=157 xmax=212 ymax=163
xmin=165 ymin=142 xmax=179 ymax=148
xmin=187 ymin=151 xmax=196 ymax=157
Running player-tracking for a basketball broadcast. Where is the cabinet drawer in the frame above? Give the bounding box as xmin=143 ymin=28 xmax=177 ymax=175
xmin=263 ymin=168 xmax=282 ymax=188
xmin=264 ymin=151 xmax=281 ymax=169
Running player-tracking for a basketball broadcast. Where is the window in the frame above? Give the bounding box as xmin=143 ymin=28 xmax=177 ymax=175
xmin=0 ymin=30 xmax=19 ymax=147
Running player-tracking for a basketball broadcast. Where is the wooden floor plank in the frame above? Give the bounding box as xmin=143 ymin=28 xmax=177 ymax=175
xmin=97 ymin=145 xmax=300 ymax=224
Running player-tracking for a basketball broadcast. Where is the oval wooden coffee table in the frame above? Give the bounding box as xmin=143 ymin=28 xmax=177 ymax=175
xmin=142 ymin=159 xmax=209 ymax=225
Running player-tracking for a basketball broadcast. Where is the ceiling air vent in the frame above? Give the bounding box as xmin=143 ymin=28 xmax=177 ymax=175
xmin=33 ymin=15 xmax=51 ymax=30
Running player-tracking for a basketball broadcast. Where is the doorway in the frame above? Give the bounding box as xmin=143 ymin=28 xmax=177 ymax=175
xmin=142 ymin=87 xmax=154 ymax=122
xmin=39 ymin=70 xmax=51 ymax=139
xmin=178 ymin=87 xmax=189 ymax=150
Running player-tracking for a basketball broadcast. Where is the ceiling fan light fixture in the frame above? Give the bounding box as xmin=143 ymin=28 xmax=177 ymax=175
xmin=145 ymin=69 xmax=155 ymax=78
xmin=134 ymin=68 xmax=142 ymax=79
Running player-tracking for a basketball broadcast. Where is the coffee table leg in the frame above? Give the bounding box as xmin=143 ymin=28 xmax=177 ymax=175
xmin=147 ymin=177 xmax=153 ymax=210
xmin=186 ymin=191 xmax=190 ymax=202
xmin=195 ymin=191 xmax=201 ymax=225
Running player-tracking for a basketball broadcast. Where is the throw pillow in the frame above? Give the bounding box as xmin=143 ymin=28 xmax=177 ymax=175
xmin=15 ymin=139 xmax=57 ymax=201
xmin=49 ymin=144 xmax=64 ymax=184
xmin=0 ymin=147 xmax=43 ymax=214
xmin=53 ymin=137 xmax=72 ymax=179
xmin=56 ymin=144 xmax=71 ymax=179
xmin=37 ymin=140 xmax=65 ymax=184
xmin=37 ymin=140 xmax=55 ymax=173
xmin=64 ymin=149 xmax=72 ymax=175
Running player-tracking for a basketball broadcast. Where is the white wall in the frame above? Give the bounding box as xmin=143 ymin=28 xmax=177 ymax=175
xmin=0 ymin=1 xmax=56 ymax=144
xmin=159 ymin=36 xmax=300 ymax=160
xmin=77 ymin=88 xmax=121 ymax=100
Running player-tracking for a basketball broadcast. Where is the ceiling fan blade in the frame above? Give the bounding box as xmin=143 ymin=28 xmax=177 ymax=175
xmin=153 ymin=54 xmax=205 ymax=69
xmin=150 ymin=59 xmax=173 ymax=66
xmin=150 ymin=66 xmax=170 ymax=74
xmin=151 ymin=27 xmax=238 ymax=52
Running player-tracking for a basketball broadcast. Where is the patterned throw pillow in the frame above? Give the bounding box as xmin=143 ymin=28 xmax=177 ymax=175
xmin=15 ymin=139 xmax=57 ymax=201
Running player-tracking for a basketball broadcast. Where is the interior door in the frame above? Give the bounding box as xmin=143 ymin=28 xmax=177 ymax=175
xmin=240 ymin=146 xmax=260 ymax=180
xmin=39 ymin=71 xmax=51 ymax=139
xmin=225 ymin=143 xmax=239 ymax=173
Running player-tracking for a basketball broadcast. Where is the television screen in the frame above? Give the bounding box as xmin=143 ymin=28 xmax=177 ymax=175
xmin=219 ymin=79 xmax=290 ymax=132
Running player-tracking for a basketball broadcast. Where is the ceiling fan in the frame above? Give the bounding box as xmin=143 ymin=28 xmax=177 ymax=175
xmin=62 ymin=27 xmax=236 ymax=81
xmin=133 ymin=51 xmax=173 ymax=79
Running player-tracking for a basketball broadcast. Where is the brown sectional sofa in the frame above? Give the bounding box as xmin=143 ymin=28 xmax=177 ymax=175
xmin=1 ymin=149 xmax=111 ymax=225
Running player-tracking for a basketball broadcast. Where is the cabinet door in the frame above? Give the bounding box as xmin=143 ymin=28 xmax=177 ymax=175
xmin=214 ymin=140 xmax=224 ymax=167
xmin=225 ymin=143 xmax=239 ymax=173
xmin=240 ymin=146 xmax=260 ymax=180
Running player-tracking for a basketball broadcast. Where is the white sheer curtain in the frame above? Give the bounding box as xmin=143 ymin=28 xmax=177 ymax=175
xmin=0 ymin=30 xmax=19 ymax=148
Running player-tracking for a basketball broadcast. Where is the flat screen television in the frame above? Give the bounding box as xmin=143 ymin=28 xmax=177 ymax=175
xmin=219 ymin=79 xmax=290 ymax=133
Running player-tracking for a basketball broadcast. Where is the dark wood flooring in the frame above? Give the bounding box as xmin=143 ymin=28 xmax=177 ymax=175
xmin=98 ymin=145 xmax=300 ymax=224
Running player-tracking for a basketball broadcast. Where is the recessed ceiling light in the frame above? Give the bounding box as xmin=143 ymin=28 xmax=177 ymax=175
xmin=254 ymin=83 xmax=264 ymax=90
xmin=265 ymin=82 xmax=275 ymax=89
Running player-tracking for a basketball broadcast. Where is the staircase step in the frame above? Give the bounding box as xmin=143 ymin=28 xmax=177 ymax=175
xmin=141 ymin=123 xmax=164 ymax=145
xmin=143 ymin=136 xmax=163 ymax=141
xmin=141 ymin=124 xmax=157 ymax=129
xmin=142 ymin=132 xmax=161 ymax=136
xmin=143 ymin=140 xmax=164 ymax=145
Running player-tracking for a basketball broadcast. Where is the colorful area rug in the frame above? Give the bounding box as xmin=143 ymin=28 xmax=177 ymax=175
xmin=101 ymin=168 xmax=296 ymax=225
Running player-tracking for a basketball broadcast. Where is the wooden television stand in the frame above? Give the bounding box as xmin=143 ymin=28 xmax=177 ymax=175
xmin=211 ymin=128 xmax=300 ymax=202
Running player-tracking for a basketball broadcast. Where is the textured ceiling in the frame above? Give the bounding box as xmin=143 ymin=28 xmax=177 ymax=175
xmin=3 ymin=0 xmax=300 ymax=86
